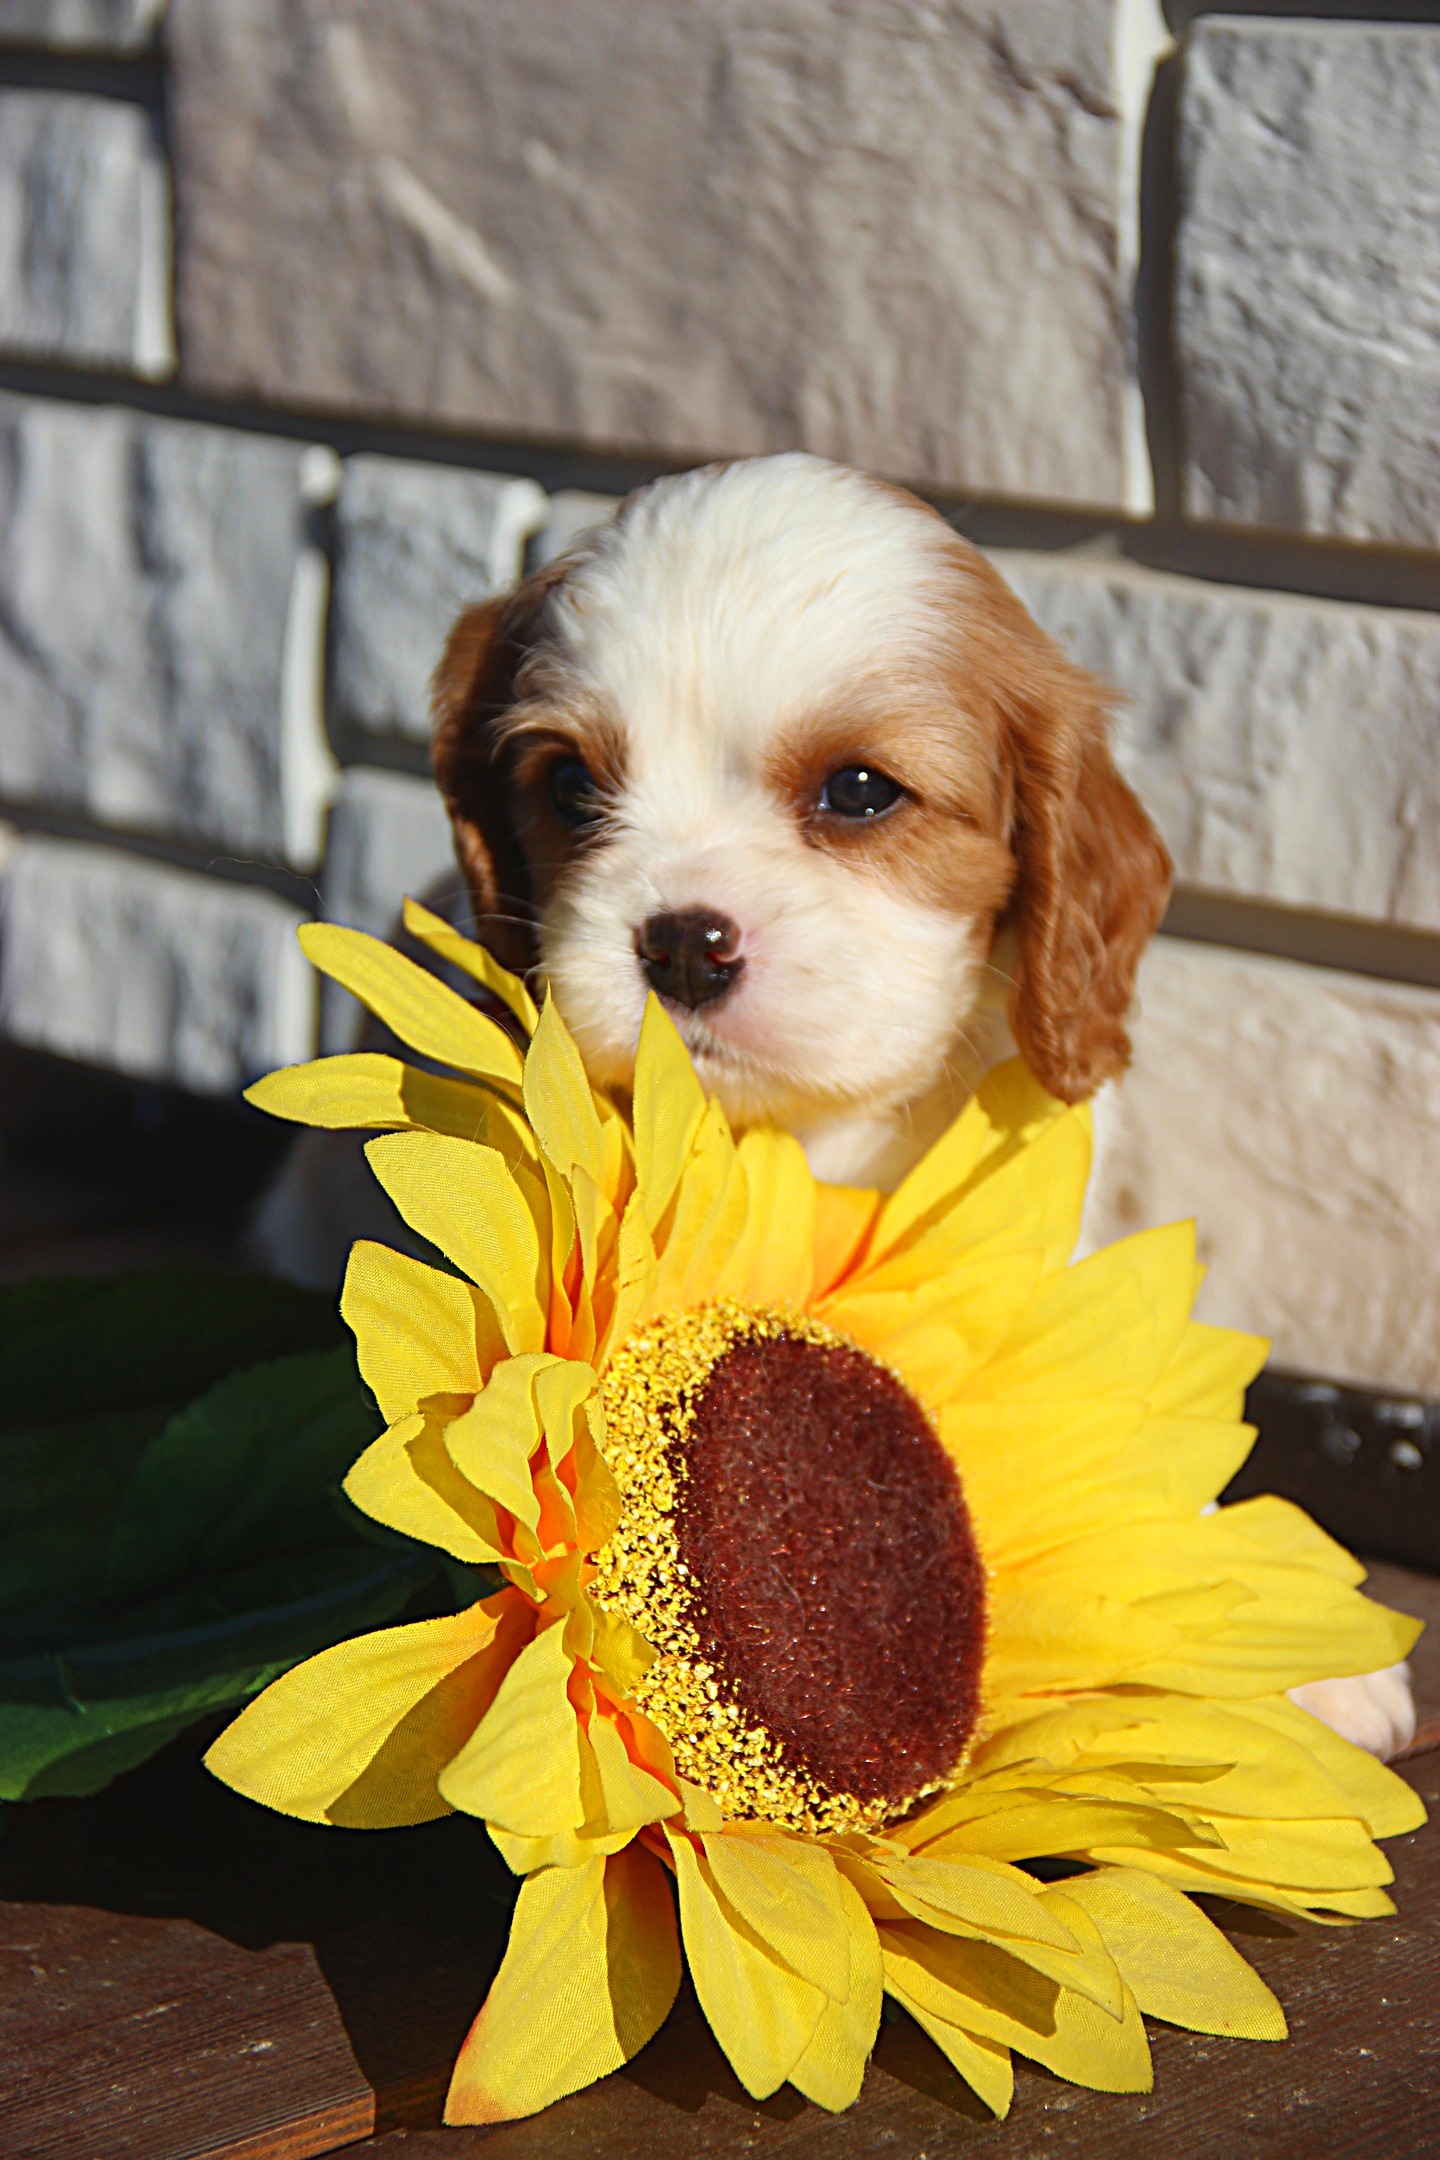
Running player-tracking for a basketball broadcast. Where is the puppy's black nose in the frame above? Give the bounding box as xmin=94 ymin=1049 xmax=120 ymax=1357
xmin=637 ymin=909 xmax=744 ymax=1009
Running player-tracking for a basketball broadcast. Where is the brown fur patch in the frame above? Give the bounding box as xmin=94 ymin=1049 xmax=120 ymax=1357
xmin=764 ymin=697 xmax=1017 ymax=929
xmin=430 ymin=557 xmax=579 ymax=971
xmin=500 ymin=706 xmax=629 ymax=916
xmin=926 ymin=535 xmax=1172 ymax=1102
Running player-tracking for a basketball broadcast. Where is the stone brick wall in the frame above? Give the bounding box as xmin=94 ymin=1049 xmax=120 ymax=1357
xmin=0 ymin=2 xmax=1437 ymax=1406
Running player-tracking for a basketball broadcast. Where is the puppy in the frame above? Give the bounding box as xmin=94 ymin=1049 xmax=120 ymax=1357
xmin=432 ymin=453 xmax=1166 ymax=1185
xmin=267 ymin=452 xmax=1414 ymax=1759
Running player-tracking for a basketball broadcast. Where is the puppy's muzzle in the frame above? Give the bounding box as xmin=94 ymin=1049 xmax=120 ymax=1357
xmin=637 ymin=909 xmax=744 ymax=1010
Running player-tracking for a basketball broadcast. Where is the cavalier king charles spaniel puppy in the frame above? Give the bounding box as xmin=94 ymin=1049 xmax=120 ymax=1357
xmin=431 ymin=452 xmax=1169 ymax=1189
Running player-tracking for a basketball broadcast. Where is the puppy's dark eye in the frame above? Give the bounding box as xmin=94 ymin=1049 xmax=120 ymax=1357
xmin=549 ymin=757 xmax=602 ymax=830
xmin=818 ymin=765 xmax=904 ymax=820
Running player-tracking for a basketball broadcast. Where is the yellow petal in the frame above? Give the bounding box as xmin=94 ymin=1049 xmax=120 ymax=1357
xmin=939 ymin=1399 xmax=1143 ymax=1538
xmin=714 ymin=1129 xmax=816 ymax=1308
xmin=589 ymin=1602 xmax=655 ymax=1698
xmin=443 ymin=1355 xmax=555 ymax=1532
xmin=298 ymin=921 xmax=525 ymax=1088
xmin=668 ymin=1827 xmax=826 ymax=2098
xmin=1060 ymin=1867 xmax=1286 ymax=2040
xmin=345 ymin=1410 xmax=505 ymax=1561
xmin=341 ymin=1240 xmax=501 ymax=1422
xmin=633 ymin=994 xmax=706 ymax=1229
xmin=1066 ymin=1696 xmax=1386 ymax=1825
xmin=651 ymin=1097 xmax=749 ymax=1312
xmin=524 ymin=993 xmax=607 ymax=1188
xmin=967 ymin=1222 xmax=1198 ymax=1406
xmin=1111 ymin=1811 xmax=1394 ymax=1894
xmin=439 ymin=1620 xmax=585 ymax=1836
xmin=487 ymin=1822 xmax=642 ymax=1872
xmin=530 ymin=1348 xmax=601 ymax=1468
xmin=872 ymin=1851 xmax=1085 ymax=1953
xmin=920 ymin=1792 xmax=1220 ymax=1868
xmin=402 ymin=895 xmax=540 ymax=1033
xmin=869 ymin=1059 xmax=1069 ymax=1262
xmin=873 ymin=1855 xmax=1124 ymax=2019
xmin=1149 ymin=1318 xmax=1269 ymax=1420
xmin=807 ymin=1183 xmax=877 ymax=1302
xmin=1091 ymin=1807 xmax=1394 ymax=1901
xmin=887 ymin=1987 xmax=1014 ymax=2118
xmin=821 ymin=1246 xmax=1046 ymax=1399
xmin=205 ymin=1595 xmax=525 ymax=1826
xmin=597 ymin=1190 xmax=658 ymax=1365
xmin=879 ymin=1921 xmax=1062 ymax=2050
xmin=1216 ymin=1493 xmax=1362 ymax=1584
xmin=788 ymin=1873 xmax=883 ymax=2111
xmin=484 ymin=1706 xmax=675 ymax=1872
xmin=445 ymin=1843 xmax=680 ymax=2122
xmin=1230 ymin=1696 xmax=1426 ymax=1840
xmin=857 ymin=1109 xmax=1090 ymax=1297
xmin=245 ymin=1053 xmax=534 ymax=1160
xmin=587 ymin=1711 xmax=679 ymax=1833
xmin=365 ymin=1132 xmax=548 ymax=1353
xmin=1021 ymin=1889 xmax=1153 ymax=2092
xmin=702 ymin=1830 xmax=853 ymax=2003
xmin=981 ymin=1577 xmax=1183 ymax=1700
xmin=572 ymin=1399 xmax=624 ymax=1559
xmin=1119 ymin=1414 xmax=1257 ymax=1523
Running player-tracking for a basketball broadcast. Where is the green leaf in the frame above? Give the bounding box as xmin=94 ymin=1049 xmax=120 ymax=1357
xmin=0 ymin=1267 xmax=353 ymax=1620
xmin=0 ymin=1404 xmax=179 ymax=1620
xmin=106 ymin=1348 xmax=384 ymax=1598
xmin=0 ymin=1262 xmax=453 ymax=1802
xmin=0 ymin=1553 xmax=431 ymax=1801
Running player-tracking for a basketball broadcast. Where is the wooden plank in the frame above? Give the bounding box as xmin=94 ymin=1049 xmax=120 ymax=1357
xmin=0 ymin=1905 xmax=373 ymax=2160
xmin=351 ymin=1748 xmax=1440 ymax=2160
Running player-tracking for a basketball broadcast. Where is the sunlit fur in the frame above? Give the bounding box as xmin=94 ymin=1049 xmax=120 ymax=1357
xmin=433 ymin=454 xmax=1170 ymax=1189
xmin=542 ymin=465 xmax=984 ymax=1141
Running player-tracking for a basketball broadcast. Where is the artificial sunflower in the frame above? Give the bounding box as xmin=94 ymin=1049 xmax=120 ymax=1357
xmin=208 ymin=900 xmax=1424 ymax=2125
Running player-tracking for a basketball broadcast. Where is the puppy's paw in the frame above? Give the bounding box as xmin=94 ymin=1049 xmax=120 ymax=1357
xmin=1288 ymin=1663 xmax=1416 ymax=1760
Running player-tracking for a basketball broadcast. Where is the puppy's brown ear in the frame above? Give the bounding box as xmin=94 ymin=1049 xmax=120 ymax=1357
xmin=1001 ymin=649 xmax=1171 ymax=1104
xmin=430 ymin=562 xmax=569 ymax=973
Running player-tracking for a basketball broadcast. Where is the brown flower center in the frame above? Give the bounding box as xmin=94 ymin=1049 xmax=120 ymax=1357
xmin=594 ymin=1302 xmax=987 ymax=1832
xmin=677 ymin=1329 xmax=985 ymax=1809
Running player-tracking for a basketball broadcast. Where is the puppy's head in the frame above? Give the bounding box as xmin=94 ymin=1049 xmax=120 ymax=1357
xmin=432 ymin=455 xmax=1169 ymax=1125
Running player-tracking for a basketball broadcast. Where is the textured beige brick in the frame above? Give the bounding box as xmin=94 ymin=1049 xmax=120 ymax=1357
xmin=532 ymin=490 xmax=622 ymax=568
xmin=0 ymin=839 xmax=314 ymax=1094
xmin=0 ymin=394 xmax=325 ymax=862
xmin=0 ymin=90 xmax=171 ymax=375
xmin=329 ymin=455 xmax=545 ymax=745
xmin=168 ymin=0 xmax=1167 ymax=508
xmin=1088 ymin=938 xmax=1440 ymax=1398
xmin=994 ymin=551 xmax=1440 ymax=932
xmin=0 ymin=1 xmax=165 ymax=51
xmin=1176 ymin=20 xmax=1440 ymax=546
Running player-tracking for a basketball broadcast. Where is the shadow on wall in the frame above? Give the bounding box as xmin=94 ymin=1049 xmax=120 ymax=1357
xmin=0 ymin=1040 xmax=292 ymax=1281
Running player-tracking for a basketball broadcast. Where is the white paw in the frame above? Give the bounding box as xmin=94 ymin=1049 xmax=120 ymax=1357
xmin=1288 ymin=1663 xmax=1416 ymax=1760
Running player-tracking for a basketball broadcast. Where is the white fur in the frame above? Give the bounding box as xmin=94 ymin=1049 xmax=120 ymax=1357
xmin=1289 ymin=1664 xmax=1416 ymax=1760
xmin=537 ymin=456 xmax=995 ymax=1144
